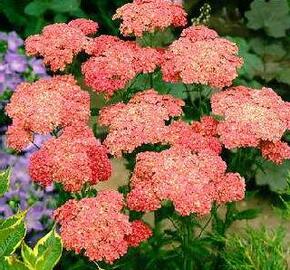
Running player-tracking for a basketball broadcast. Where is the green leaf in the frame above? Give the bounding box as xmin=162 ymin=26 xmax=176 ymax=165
xmin=152 ymin=71 xmax=188 ymax=99
xmin=50 ymin=0 xmax=80 ymax=13
xmin=232 ymin=209 xmax=261 ymax=221
xmin=21 ymin=243 xmax=37 ymax=269
xmin=21 ymin=229 xmax=63 ymax=270
xmin=277 ymin=68 xmax=290 ymax=85
xmin=245 ymin=0 xmax=290 ymax=38
xmin=255 ymin=159 xmax=290 ymax=192
xmin=0 ymin=256 xmax=29 ymax=270
xmin=24 ymin=0 xmax=50 ymax=16
xmin=0 ymin=211 xmax=26 ymax=258
xmin=0 ymin=168 xmax=11 ymax=197
xmin=0 ymin=0 xmax=27 ymax=26
xmin=228 ymin=37 xmax=264 ymax=80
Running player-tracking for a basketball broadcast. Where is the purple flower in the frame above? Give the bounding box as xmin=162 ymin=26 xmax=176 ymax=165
xmin=0 ymin=31 xmax=48 ymax=94
xmin=0 ymin=33 xmax=7 ymax=41
xmin=26 ymin=204 xmax=53 ymax=231
xmin=5 ymin=52 xmax=28 ymax=73
xmin=7 ymin=32 xmax=23 ymax=52
xmin=28 ymin=58 xmax=47 ymax=75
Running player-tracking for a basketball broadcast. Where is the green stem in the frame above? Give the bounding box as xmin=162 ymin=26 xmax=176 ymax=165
xmin=182 ymin=217 xmax=194 ymax=270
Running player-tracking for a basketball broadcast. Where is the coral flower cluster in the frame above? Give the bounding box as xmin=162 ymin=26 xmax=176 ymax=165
xmin=164 ymin=116 xmax=222 ymax=155
xmin=25 ymin=19 xmax=98 ymax=71
xmin=211 ymin=86 xmax=290 ymax=163
xmin=82 ymin=36 xmax=162 ymax=97
xmin=53 ymin=190 xmax=152 ymax=263
xmin=29 ymin=126 xmax=112 ymax=192
xmin=113 ymin=0 xmax=187 ymax=37
xmin=5 ymin=75 xmax=90 ymax=150
xmin=127 ymin=146 xmax=245 ymax=216
xmin=161 ymin=25 xmax=243 ymax=88
xmin=99 ymin=89 xmax=185 ymax=156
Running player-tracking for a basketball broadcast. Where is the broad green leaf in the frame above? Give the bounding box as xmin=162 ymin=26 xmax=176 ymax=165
xmin=24 ymin=0 xmax=50 ymax=16
xmin=277 ymin=68 xmax=290 ymax=85
xmin=245 ymin=0 xmax=290 ymax=37
xmin=249 ymin=38 xmax=287 ymax=61
xmin=0 ymin=168 xmax=11 ymax=197
xmin=256 ymin=160 xmax=290 ymax=192
xmin=0 ymin=211 xmax=26 ymax=230
xmin=0 ymin=256 xmax=29 ymax=270
xmin=21 ymin=243 xmax=37 ymax=270
xmin=152 ymin=71 xmax=188 ymax=99
xmin=21 ymin=229 xmax=62 ymax=270
xmin=50 ymin=0 xmax=80 ymax=13
xmin=240 ymin=52 xmax=264 ymax=80
xmin=228 ymin=37 xmax=264 ymax=80
xmin=0 ymin=211 xmax=26 ymax=258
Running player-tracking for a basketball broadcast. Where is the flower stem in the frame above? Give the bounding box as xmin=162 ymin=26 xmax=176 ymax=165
xmin=182 ymin=217 xmax=194 ymax=270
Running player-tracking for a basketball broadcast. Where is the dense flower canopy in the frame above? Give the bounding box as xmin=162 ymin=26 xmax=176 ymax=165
xmin=82 ymin=37 xmax=162 ymax=97
xmin=211 ymin=86 xmax=290 ymax=163
xmin=127 ymin=146 xmax=245 ymax=216
xmin=113 ymin=0 xmax=187 ymax=37
xmin=25 ymin=19 xmax=98 ymax=71
xmin=29 ymin=126 xmax=112 ymax=192
xmin=99 ymin=89 xmax=185 ymax=156
xmin=53 ymin=190 xmax=152 ymax=263
xmin=161 ymin=25 xmax=243 ymax=88
xmin=6 ymin=75 xmax=90 ymax=150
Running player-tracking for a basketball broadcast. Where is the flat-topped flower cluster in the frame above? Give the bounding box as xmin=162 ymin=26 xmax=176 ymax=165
xmin=5 ymin=0 xmax=290 ymax=265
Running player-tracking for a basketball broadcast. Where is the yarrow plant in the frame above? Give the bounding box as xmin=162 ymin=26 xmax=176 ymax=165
xmin=4 ymin=1 xmax=290 ymax=269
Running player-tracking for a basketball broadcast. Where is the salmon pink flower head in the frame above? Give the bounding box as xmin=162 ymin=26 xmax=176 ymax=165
xmin=82 ymin=37 xmax=162 ymax=98
xmin=164 ymin=118 xmax=222 ymax=155
xmin=25 ymin=19 xmax=98 ymax=71
xmin=67 ymin=18 xmax=99 ymax=35
xmin=5 ymin=75 xmax=90 ymax=151
xmin=211 ymin=86 xmax=290 ymax=159
xmin=113 ymin=0 xmax=187 ymax=37
xmin=99 ymin=89 xmax=185 ymax=156
xmin=259 ymin=140 xmax=290 ymax=164
xmin=53 ymin=190 xmax=152 ymax=263
xmin=126 ymin=146 xmax=245 ymax=216
xmin=161 ymin=25 xmax=243 ymax=88
xmin=125 ymin=220 xmax=152 ymax=247
xmin=29 ymin=125 xmax=112 ymax=192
